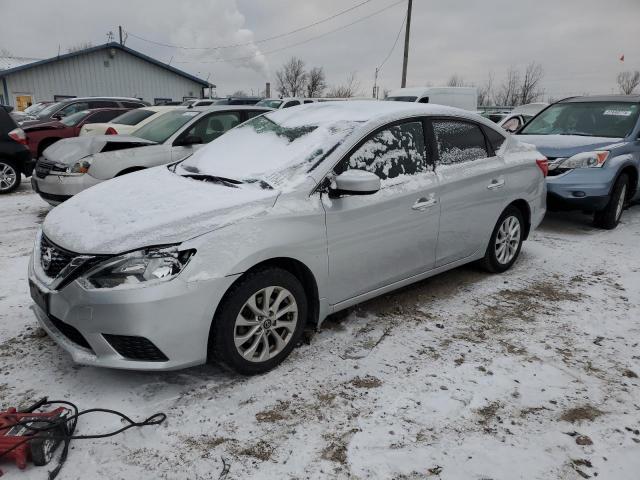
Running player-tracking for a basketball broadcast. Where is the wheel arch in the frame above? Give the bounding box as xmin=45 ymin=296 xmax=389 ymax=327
xmin=115 ymin=166 xmax=146 ymax=177
xmin=37 ymin=137 xmax=62 ymax=158
xmin=506 ymin=199 xmax=532 ymax=239
xmin=617 ymin=165 xmax=638 ymax=199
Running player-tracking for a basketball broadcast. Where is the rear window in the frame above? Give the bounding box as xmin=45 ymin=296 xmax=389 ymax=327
xmin=61 ymin=110 xmax=90 ymax=126
xmin=111 ymin=109 xmax=156 ymax=126
xmin=483 ymin=126 xmax=507 ymax=152
xmin=520 ymin=102 xmax=640 ymax=138
xmin=132 ymin=110 xmax=200 ymax=143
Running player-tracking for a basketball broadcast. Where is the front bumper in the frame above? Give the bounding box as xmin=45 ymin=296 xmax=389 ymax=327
xmin=546 ymin=168 xmax=615 ymax=212
xmin=29 ymin=255 xmax=238 ymax=371
xmin=31 ymin=173 xmax=102 ymax=205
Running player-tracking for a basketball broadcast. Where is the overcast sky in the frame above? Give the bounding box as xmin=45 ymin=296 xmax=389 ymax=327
xmin=1 ymin=0 xmax=638 ymax=99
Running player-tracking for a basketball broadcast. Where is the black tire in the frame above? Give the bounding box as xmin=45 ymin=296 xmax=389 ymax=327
xmin=209 ymin=268 xmax=307 ymax=375
xmin=0 ymin=159 xmax=21 ymax=194
xmin=593 ymin=173 xmax=629 ymax=230
xmin=29 ymin=433 xmax=58 ymax=466
xmin=480 ymin=205 xmax=525 ymax=273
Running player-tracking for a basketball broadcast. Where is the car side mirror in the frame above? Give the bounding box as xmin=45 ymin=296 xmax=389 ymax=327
xmin=329 ymin=170 xmax=381 ymax=197
xmin=175 ymin=135 xmax=203 ymax=147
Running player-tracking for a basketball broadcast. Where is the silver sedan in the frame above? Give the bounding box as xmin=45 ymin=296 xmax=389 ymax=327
xmin=29 ymin=101 xmax=546 ymax=374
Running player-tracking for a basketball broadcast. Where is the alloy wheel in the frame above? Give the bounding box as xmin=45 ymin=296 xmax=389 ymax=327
xmin=0 ymin=163 xmax=17 ymax=192
xmin=494 ymin=215 xmax=521 ymax=265
xmin=234 ymin=286 xmax=298 ymax=363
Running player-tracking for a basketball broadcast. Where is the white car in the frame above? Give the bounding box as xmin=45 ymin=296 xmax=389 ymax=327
xmin=79 ymin=106 xmax=179 ymax=136
xmin=498 ymin=103 xmax=549 ymax=133
xmin=32 ymin=106 xmax=272 ymax=204
xmin=255 ymin=97 xmax=320 ymax=109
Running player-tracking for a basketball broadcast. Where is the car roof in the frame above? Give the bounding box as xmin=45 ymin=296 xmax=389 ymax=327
xmin=559 ymin=95 xmax=640 ymax=103
xmin=187 ymin=105 xmax=273 ymax=112
xmin=57 ymin=96 xmax=147 ymax=103
xmin=263 ymin=100 xmax=494 ymax=129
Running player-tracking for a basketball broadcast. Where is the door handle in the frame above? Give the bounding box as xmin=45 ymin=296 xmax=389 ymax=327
xmin=487 ymin=179 xmax=505 ymax=190
xmin=412 ymin=196 xmax=439 ymax=211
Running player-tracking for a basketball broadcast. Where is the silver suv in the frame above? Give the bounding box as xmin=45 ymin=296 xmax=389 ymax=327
xmin=28 ymin=101 xmax=546 ymax=374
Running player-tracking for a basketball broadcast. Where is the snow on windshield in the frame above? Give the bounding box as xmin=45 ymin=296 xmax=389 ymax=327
xmin=178 ymin=109 xmax=359 ymax=188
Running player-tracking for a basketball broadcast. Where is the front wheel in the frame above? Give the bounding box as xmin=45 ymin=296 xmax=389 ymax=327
xmin=209 ymin=268 xmax=307 ymax=375
xmin=481 ymin=206 xmax=525 ymax=273
xmin=0 ymin=160 xmax=21 ymax=194
xmin=593 ymin=173 xmax=628 ymax=230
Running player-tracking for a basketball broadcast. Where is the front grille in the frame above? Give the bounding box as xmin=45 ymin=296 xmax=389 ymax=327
xmin=49 ymin=315 xmax=93 ymax=351
xmin=35 ymin=160 xmax=54 ymax=178
xmin=40 ymin=235 xmax=75 ymax=278
xmin=103 ymin=335 xmax=169 ymax=362
xmin=35 ymin=159 xmax=66 ymax=178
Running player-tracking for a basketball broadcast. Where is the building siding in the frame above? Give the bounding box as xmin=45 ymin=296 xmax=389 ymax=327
xmin=2 ymin=48 xmax=203 ymax=106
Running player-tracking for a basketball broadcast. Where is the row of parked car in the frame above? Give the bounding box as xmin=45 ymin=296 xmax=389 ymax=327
xmin=16 ymin=91 xmax=640 ymax=375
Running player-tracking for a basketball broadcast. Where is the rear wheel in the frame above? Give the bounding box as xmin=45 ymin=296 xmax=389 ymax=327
xmin=481 ymin=206 xmax=524 ymax=273
xmin=593 ymin=173 xmax=629 ymax=230
xmin=209 ymin=268 xmax=307 ymax=375
xmin=0 ymin=160 xmax=20 ymax=193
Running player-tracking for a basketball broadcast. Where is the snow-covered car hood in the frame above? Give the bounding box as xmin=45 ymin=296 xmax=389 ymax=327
xmin=42 ymin=167 xmax=279 ymax=255
xmin=43 ymin=135 xmax=156 ymax=165
xmin=513 ymin=134 xmax=622 ymax=158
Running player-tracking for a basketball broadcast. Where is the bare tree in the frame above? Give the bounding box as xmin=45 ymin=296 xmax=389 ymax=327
xmin=275 ymin=57 xmax=307 ymax=97
xmin=494 ymin=67 xmax=521 ymax=106
xmin=306 ymin=67 xmax=326 ymax=98
xmin=519 ymin=62 xmax=545 ymax=104
xmin=477 ymin=72 xmax=494 ymax=107
xmin=67 ymin=42 xmax=93 ymax=53
xmin=327 ymin=73 xmax=361 ymax=98
xmin=231 ymin=90 xmax=248 ymax=97
xmin=446 ymin=74 xmax=468 ymax=87
xmin=617 ymin=70 xmax=640 ymax=94
xmin=0 ymin=48 xmax=13 ymax=57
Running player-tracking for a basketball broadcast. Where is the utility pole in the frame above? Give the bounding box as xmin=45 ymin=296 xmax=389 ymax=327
xmin=118 ymin=25 xmax=123 ymax=45
xmin=400 ymin=0 xmax=412 ymax=88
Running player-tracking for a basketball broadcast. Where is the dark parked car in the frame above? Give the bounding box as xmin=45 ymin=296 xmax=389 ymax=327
xmin=516 ymin=95 xmax=640 ymax=229
xmin=23 ymin=108 xmax=130 ymax=159
xmin=214 ymin=97 xmax=262 ymax=106
xmin=0 ymin=107 xmax=31 ymax=193
xmin=19 ymin=97 xmax=149 ymax=127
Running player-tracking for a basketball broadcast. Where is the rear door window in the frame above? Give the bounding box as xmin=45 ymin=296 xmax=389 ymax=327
xmin=336 ymin=120 xmax=428 ymax=182
xmin=58 ymin=102 xmax=89 ymax=117
xmin=89 ymin=100 xmax=118 ymax=109
xmin=283 ymin=100 xmax=301 ymax=108
xmin=181 ymin=112 xmax=241 ymax=144
xmin=431 ymin=120 xmax=489 ymax=165
xmin=483 ymin=126 xmax=507 ymax=152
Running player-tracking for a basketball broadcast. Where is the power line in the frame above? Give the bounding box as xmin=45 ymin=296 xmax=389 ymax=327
xmin=172 ymin=0 xmax=406 ymax=65
xmin=126 ymin=0 xmax=375 ymax=51
xmin=378 ymin=11 xmax=406 ymax=70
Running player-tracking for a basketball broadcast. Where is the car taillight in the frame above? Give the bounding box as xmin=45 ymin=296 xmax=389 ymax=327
xmin=8 ymin=128 xmax=27 ymax=145
xmin=104 ymin=127 xmax=118 ymax=135
xmin=536 ymin=158 xmax=548 ymax=177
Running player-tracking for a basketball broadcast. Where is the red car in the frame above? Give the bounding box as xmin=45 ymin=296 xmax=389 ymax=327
xmin=23 ymin=108 xmax=130 ymax=159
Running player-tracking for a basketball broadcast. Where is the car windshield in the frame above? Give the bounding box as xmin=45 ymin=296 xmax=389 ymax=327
xmin=111 ymin=109 xmax=156 ymax=126
xmin=519 ymin=102 xmax=640 ymax=138
xmin=37 ymin=102 xmax=63 ymax=118
xmin=132 ymin=109 xmax=199 ymax=143
xmin=177 ymin=112 xmax=358 ymax=188
xmin=61 ymin=110 xmax=90 ymax=126
xmin=385 ymin=96 xmax=418 ymax=102
xmin=256 ymin=99 xmax=283 ymax=108
xmin=24 ymin=103 xmax=47 ymax=115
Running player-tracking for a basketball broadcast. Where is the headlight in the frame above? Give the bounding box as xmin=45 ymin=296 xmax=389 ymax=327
xmin=560 ymin=151 xmax=609 ymax=169
xmin=65 ymin=156 xmax=93 ymax=175
xmin=80 ymin=246 xmax=195 ymax=289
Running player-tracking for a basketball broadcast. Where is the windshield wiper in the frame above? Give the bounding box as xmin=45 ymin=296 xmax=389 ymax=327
xmin=559 ymin=132 xmax=594 ymax=137
xmin=183 ymin=174 xmax=243 ymax=188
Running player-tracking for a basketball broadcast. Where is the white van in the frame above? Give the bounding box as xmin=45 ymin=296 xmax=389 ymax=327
xmin=385 ymin=87 xmax=477 ymax=111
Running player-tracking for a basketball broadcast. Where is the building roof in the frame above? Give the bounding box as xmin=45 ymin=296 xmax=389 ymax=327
xmin=0 ymin=55 xmax=42 ymax=71
xmin=0 ymin=43 xmax=209 ymax=87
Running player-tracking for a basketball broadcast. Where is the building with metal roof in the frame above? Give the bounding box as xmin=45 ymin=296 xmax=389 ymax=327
xmin=0 ymin=43 xmax=210 ymax=110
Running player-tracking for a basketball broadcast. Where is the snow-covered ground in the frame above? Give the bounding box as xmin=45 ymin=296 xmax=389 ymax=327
xmin=1 ymin=181 xmax=639 ymax=479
